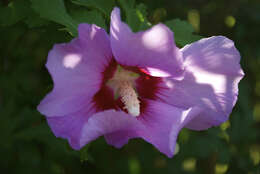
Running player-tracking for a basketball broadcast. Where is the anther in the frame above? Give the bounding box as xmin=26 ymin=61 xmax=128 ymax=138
xmin=118 ymin=81 xmax=140 ymax=117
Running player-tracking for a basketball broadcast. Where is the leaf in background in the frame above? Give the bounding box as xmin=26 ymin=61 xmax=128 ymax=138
xmin=165 ymin=19 xmax=203 ymax=47
xmin=14 ymin=123 xmax=52 ymax=141
xmin=30 ymin=0 xmax=78 ymax=36
xmin=24 ymin=12 xmax=50 ymax=28
xmin=0 ymin=0 xmax=31 ymax=26
xmin=71 ymin=0 xmax=115 ymax=18
xmin=135 ymin=3 xmax=150 ymax=31
xmin=80 ymin=144 xmax=93 ymax=162
xmin=117 ymin=0 xmax=138 ymax=31
xmin=118 ymin=0 xmax=135 ymax=10
xmin=228 ymin=81 xmax=257 ymax=143
xmin=136 ymin=3 xmax=147 ymax=22
xmin=0 ymin=99 xmax=17 ymax=148
xmin=71 ymin=9 xmax=106 ymax=30
xmin=151 ymin=8 xmax=167 ymax=24
xmin=118 ymin=0 xmax=150 ymax=32
xmin=71 ymin=0 xmax=148 ymax=32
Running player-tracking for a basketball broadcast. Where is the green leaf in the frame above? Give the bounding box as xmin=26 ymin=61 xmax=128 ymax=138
xmin=165 ymin=19 xmax=203 ymax=47
xmin=117 ymin=0 xmax=149 ymax=32
xmin=118 ymin=0 xmax=135 ymax=10
xmin=14 ymin=123 xmax=52 ymax=141
xmin=71 ymin=0 xmax=148 ymax=32
xmin=228 ymin=81 xmax=257 ymax=143
xmin=30 ymin=0 xmax=78 ymax=36
xmin=71 ymin=0 xmax=115 ymax=18
xmin=136 ymin=3 xmax=147 ymax=22
xmin=71 ymin=9 xmax=106 ymax=30
xmin=0 ymin=0 xmax=31 ymax=26
xmin=24 ymin=12 xmax=50 ymax=28
xmin=79 ymin=144 xmax=93 ymax=162
xmin=135 ymin=3 xmax=150 ymax=30
xmin=117 ymin=0 xmax=137 ymax=31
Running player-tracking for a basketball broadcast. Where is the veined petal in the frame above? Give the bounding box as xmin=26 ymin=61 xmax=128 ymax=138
xmin=104 ymin=130 xmax=140 ymax=148
xmin=110 ymin=8 xmax=184 ymax=78
xmin=183 ymin=36 xmax=244 ymax=76
xmin=87 ymin=100 xmax=198 ymax=158
xmin=137 ymin=100 xmax=198 ymax=157
xmin=38 ymin=24 xmax=113 ymax=116
xmin=46 ymin=101 xmax=95 ymax=150
xmin=79 ymin=110 xmax=143 ymax=148
xmin=159 ymin=36 xmax=244 ymax=130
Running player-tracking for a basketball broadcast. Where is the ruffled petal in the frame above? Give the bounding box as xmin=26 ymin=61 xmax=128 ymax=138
xmin=183 ymin=36 xmax=244 ymax=76
xmin=137 ymin=100 xmax=198 ymax=157
xmin=79 ymin=101 xmax=198 ymax=157
xmin=158 ymin=36 xmax=244 ymax=130
xmin=79 ymin=110 xmax=143 ymax=148
xmin=110 ymin=8 xmax=184 ymax=78
xmin=104 ymin=129 xmax=139 ymax=148
xmin=38 ymin=24 xmax=113 ymax=116
xmin=46 ymin=101 xmax=95 ymax=150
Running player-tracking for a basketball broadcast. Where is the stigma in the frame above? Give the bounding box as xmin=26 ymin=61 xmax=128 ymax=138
xmin=107 ymin=66 xmax=140 ymax=117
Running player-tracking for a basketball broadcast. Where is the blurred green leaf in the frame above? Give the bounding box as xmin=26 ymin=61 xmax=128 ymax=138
xmin=71 ymin=9 xmax=106 ymax=29
xmin=217 ymin=143 xmax=231 ymax=163
xmin=14 ymin=123 xmax=51 ymax=141
xmin=136 ymin=3 xmax=150 ymax=30
xmin=118 ymin=0 xmax=149 ymax=32
xmin=17 ymin=143 xmax=41 ymax=167
xmin=80 ymin=144 xmax=94 ymax=162
xmin=71 ymin=0 xmax=115 ymax=18
xmin=228 ymin=81 xmax=257 ymax=143
xmin=0 ymin=0 xmax=31 ymax=26
xmin=30 ymin=0 xmax=78 ymax=36
xmin=165 ymin=19 xmax=203 ymax=47
xmin=24 ymin=12 xmax=50 ymax=28
xmin=118 ymin=0 xmax=135 ymax=9
xmin=136 ymin=3 xmax=147 ymax=22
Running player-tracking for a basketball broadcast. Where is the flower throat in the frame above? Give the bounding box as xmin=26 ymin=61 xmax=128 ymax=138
xmin=107 ymin=65 xmax=140 ymax=117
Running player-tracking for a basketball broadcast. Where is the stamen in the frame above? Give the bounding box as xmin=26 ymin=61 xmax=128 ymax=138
xmin=118 ymin=81 xmax=140 ymax=117
xmin=107 ymin=65 xmax=141 ymax=117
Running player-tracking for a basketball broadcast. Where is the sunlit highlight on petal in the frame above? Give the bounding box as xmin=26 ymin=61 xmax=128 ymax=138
xmin=188 ymin=66 xmax=227 ymax=93
xmin=63 ymin=54 xmax=82 ymax=69
xmin=142 ymin=25 xmax=169 ymax=50
xmin=146 ymin=67 xmax=171 ymax=77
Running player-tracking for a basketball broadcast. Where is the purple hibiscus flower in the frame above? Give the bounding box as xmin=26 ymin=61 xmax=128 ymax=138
xmin=37 ymin=8 xmax=244 ymax=157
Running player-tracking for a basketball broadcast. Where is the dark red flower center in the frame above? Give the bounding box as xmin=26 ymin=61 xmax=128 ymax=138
xmin=92 ymin=58 xmax=164 ymax=116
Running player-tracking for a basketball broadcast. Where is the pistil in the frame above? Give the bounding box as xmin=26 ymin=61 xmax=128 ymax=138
xmin=107 ymin=66 xmax=140 ymax=117
xmin=117 ymin=81 xmax=140 ymax=117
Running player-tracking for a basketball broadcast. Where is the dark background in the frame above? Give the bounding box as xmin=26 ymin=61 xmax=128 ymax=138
xmin=0 ymin=0 xmax=259 ymax=173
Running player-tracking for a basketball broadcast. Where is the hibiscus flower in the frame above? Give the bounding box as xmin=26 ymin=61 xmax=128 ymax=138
xmin=38 ymin=8 xmax=244 ymax=157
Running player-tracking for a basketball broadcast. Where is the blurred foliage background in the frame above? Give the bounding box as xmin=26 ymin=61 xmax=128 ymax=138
xmin=0 ymin=0 xmax=260 ymax=173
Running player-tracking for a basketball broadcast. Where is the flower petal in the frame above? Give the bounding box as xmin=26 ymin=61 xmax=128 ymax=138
xmin=158 ymin=36 xmax=244 ymax=130
xmin=79 ymin=101 xmax=197 ymax=157
xmin=79 ymin=110 xmax=143 ymax=148
xmin=183 ymin=36 xmax=244 ymax=76
xmin=110 ymin=8 xmax=184 ymax=78
xmin=38 ymin=24 xmax=113 ymax=116
xmin=137 ymin=100 xmax=198 ymax=157
xmin=46 ymin=102 xmax=95 ymax=150
xmin=104 ymin=130 xmax=140 ymax=148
